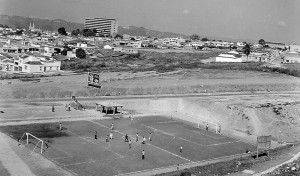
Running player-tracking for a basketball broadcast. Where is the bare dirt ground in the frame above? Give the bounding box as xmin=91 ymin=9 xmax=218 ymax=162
xmin=1 ymin=69 xmax=300 ymax=175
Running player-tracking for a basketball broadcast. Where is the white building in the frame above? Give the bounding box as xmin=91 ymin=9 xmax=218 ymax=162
xmin=215 ymin=51 xmax=244 ymax=62
xmin=283 ymin=52 xmax=300 ymax=63
xmin=11 ymin=55 xmax=62 ymax=73
xmin=84 ymin=17 xmax=118 ymax=36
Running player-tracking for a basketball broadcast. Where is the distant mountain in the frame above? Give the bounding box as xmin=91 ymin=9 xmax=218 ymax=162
xmin=118 ymin=26 xmax=189 ymax=39
xmin=0 ymin=15 xmax=84 ymax=32
xmin=0 ymin=15 xmax=189 ymax=38
xmin=0 ymin=15 xmax=255 ymax=42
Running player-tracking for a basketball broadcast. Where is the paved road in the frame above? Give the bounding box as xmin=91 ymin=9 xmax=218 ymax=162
xmin=1 ymin=91 xmax=299 ymax=103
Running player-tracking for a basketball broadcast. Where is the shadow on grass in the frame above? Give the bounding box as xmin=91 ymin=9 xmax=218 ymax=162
xmin=0 ymin=123 xmax=69 ymax=143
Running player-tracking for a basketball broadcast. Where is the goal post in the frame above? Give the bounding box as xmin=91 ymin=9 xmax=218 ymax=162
xmin=19 ymin=132 xmax=44 ymax=154
xmin=197 ymin=119 xmax=219 ymax=133
xmin=172 ymin=112 xmax=220 ymax=133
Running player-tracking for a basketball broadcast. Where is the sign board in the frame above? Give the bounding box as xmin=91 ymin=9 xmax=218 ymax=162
xmin=88 ymin=72 xmax=101 ymax=88
xmin=257 ymin=135 xmax=272 ymax=149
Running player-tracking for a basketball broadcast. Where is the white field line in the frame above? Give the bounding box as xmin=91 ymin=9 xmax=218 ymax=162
xmin=51 ymin=156 xmax=74 ymax=160
xmin=89 ymin=120 xmax=193 ymax=162
xmin=88 ymin=120 xmax=127 ymax=136
xmin=190 ymin=128 xmax=227 ymax=140
xmin=156 ymin=121 xmax=178 ymax=124
xmin=63 ymin=159 xmax=100 ymax=167
xmin=141 ymin=124 xmax=241 ymax=147
xmin=115 ymin=152 xmax=248 ymax=176
xmin=49 ymin=145 xmax=73 ymax=157
xmin=44 ymin=155 xmax=78 ymax=176
xmin=147 ymin=143 xmax=192 ymax=162
xmin=67 ymin=129 xmax=124 ymax=159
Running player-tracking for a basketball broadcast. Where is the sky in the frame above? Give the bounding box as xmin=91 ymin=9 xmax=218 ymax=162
xmin=0 ymin=0 xmax=299 ymax=43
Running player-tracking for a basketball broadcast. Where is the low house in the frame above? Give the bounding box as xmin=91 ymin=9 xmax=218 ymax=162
xmin=113 ymin=47 xmax=138 ymax=54
xmin=17 ymin=55 xmax=61 ymax=73
xmin=247 ymin=52 xmax=270 ymax=62
xmin=283 ymin=52 xmax=300 ymax=63
xmin=266 ymin=42 xmax=286 ymax=50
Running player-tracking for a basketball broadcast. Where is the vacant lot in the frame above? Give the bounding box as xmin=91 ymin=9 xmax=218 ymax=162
xmin=0 ymin=68 xmax=299 ymax=99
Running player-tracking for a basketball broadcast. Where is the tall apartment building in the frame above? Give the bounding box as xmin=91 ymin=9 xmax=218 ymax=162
xmin=84 ymin=18 xmax=118 ymax=36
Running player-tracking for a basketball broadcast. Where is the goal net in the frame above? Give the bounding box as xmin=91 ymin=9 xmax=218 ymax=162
xmin=19 ymin=132 xmax=44 ymax=154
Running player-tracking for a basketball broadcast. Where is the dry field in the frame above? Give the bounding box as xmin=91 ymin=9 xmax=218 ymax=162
xmin=0 ymin=68 xmax=299 ymax=99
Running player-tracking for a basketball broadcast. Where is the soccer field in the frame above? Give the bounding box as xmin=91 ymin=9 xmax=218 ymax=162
xmin=1 ymin=116 xmax=256 ymax=176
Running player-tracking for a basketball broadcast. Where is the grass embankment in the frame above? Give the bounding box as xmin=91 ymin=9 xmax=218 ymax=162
xmin=156 ymin=145 xmax=295 ymax=176
xmin=9 ymin=82 xmax=299 ymax=99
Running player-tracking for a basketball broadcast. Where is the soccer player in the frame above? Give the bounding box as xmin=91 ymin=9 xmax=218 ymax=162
xmin=95 ymin=131 xmax=97 ymax=140
xmin=149 ymin=133 xmax=152 ymax=141
xmin=129 ymin=139 xmax=132 ymax=149
xmin=59 ymin=122 xmax=62 ymax=131
xmin=52 ymin=104 xmax=55 ymax=112
xmin=142 ymin=150 xmax=145 ymax=160
xmin=111 ymin=123 xmax=114 ymax=130
xmin=136 ymin=133 xmax=139 ymax=142
xmin=218 ymin=125 xmax=221 ymax=133
xmin=45 ymin=142 xmax=49 ymax=149
xmin=125 ymin=134 xmax=129 ymax=142
xmin=142 ymin=136 xmax=146 ymax=144
xmin=206 ymin=123 xmax=209 ymax=131
xmin=180 ymin=145 xmax=183 ymax=153
xmin=68 ymin=104 xmax=71 ymax=111
xmin=106 ymin=135 xmax=109 ymax=142
xmin=109 ymin=132 xmax=113 ymax=139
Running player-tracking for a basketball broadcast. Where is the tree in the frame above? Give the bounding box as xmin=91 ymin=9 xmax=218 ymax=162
xmin=258 ymin=39 xmax=265 ymax=46
xmin=15 ymin=29 xmax=24 ymax=35
xmin=58 ymin=27 xmax=67 ymax=35
xmin=190 ymin=34 xmax=200 ymax=40
xmin=82 ymin=28 xmax=96 ymax=37
xmin=114 ymin=34 xmax=123 ymax=39
xmin=76 ymin=48 xmax=86 ymax=59
xmin=61 ymin=49 xmax=67 ymax=56
xmin=243 ymin=43 xmax=251 ymax=59
xmin=71 ymin=29 xmax=81 ymax=36
xmin=201 ymin=37 xmax=209 ymax=42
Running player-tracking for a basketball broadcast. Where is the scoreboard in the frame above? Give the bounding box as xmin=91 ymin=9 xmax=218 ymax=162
xmin=87 ymin=72 xmax=101 ymax=88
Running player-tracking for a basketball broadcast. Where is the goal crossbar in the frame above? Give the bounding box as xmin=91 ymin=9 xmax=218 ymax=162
xmin=174 ymin=112 xmax=219 ymax=133
xmin=21 ymin=132 xmax=44 ymax=154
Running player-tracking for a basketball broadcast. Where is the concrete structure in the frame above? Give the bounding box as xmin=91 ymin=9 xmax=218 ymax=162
xmin=289 ymin=44 xmax=300 ymax=53
xmin=84 ymin=17 xmax=118 ymax=36
xmin=247 ymin=52 xmax=270 ymax=62
xmin=114 ymin=47 xmax=138 ymax=54
xmin=95 ymin=102 xmax=123 ymax=115
xmin=283 ymin=52 xmax=300 ymax=63
xmin=215 ymin=51 xmax=244 ymax=62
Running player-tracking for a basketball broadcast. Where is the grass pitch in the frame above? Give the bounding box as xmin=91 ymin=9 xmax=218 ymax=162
xmin=0 ymin=116 xmax=256 ymax=176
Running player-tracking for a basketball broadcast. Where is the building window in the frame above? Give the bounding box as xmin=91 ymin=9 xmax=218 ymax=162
xmin=40 ymin=67 xmax=42 ymax=71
